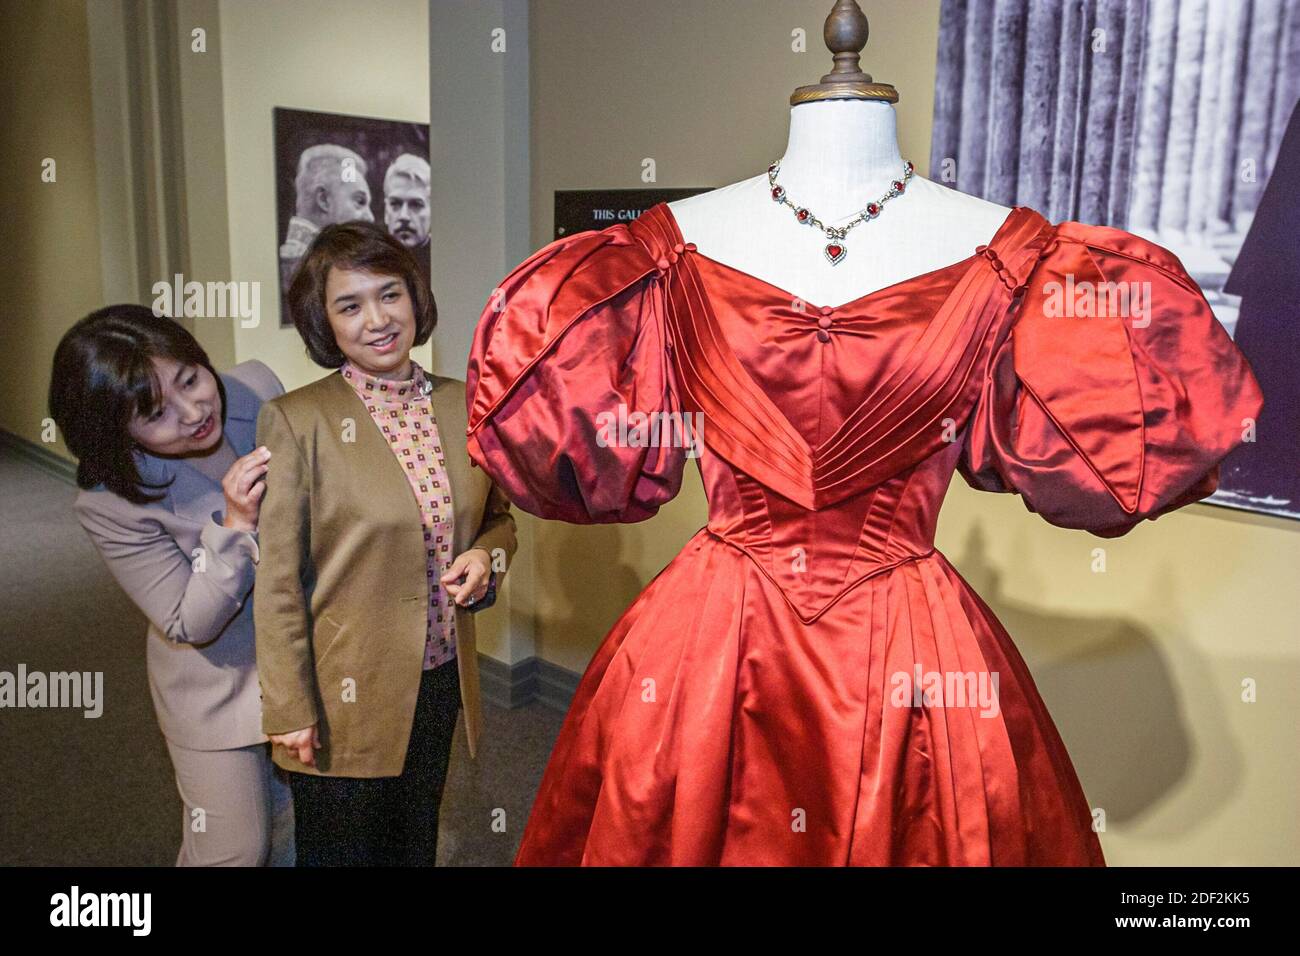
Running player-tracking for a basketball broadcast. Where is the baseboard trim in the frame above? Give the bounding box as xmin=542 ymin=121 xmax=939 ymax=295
xmin=0 ymin=429 xmax=77 ymax=485
xmin=479 ymin=653 xmax=580 ymax=713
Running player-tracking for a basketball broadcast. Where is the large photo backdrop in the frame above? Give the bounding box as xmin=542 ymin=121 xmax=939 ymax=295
xmin=930 ymin=0 xmax=1300 ymax=520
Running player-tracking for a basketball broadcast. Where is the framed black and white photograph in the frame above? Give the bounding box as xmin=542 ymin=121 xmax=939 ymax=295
xmin=273 ymin=106 xmax=431 ymax=328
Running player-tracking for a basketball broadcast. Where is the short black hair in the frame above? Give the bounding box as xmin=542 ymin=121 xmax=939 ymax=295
xmin=287 ymin=220 xmax=437 ymax=367
xmin=49 ymin=305 xmax=228 ymax=504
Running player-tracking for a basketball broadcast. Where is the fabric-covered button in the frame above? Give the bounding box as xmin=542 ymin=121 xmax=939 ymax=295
xmin=673 ymin=243 xmax=684 ymax=254
xmin=820 ymin=306 xmax=833 ymax=316
xmin=817 ymin=316 xmax=833 ymax=330
xmin=684 ymin=242 xmax=697 ymax=252
xmin=816 ymin=330 xmax=831 ymax=343
xmin=657 ymin=257 xmax=670 ymax=270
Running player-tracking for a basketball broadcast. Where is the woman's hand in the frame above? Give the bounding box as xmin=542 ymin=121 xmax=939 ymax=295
xmin=222 ymin=446 xmax=272 ymax=533
xmin=269 ymin=725 xmax=319 ymax=766
xmin=441 ymin=547 xmax=493 ymax=606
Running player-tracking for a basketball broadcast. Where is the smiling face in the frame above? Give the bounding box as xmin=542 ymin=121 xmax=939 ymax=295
xmin=323 ymin=266 xmax=417 ymax=380
xmin=127 ymin=357 xmax=224 ymax=456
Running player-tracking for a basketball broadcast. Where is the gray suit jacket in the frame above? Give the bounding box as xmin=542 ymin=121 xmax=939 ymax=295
xmin=74 ymin=360 xmax=285 ymax=751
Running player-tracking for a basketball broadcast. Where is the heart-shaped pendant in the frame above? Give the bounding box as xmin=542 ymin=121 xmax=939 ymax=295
xmin=824 ymin=242 xmax=846 ymax=266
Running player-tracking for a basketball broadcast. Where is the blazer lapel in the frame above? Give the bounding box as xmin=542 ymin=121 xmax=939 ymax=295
xmin=322 ymin=370 xmax=427 ymax=528
xmin=315 ymin=370 xmax=476 ymax=555
xmin=220 ymin=367 xmax=262 ymax=456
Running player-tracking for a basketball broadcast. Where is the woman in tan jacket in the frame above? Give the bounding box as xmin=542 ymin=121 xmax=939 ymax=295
xmin=255 ymin=221 xmax=516 ymax=866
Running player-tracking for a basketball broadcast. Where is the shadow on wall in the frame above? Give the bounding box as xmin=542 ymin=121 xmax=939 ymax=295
xmin=950 ymin=522 xmax=1249 ymax=845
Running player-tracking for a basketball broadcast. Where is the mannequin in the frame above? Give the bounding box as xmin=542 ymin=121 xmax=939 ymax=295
xmin=669 ymin=15 xmax=1009 ymax=311
xmin=467 ymin=0 xmax=1265 ymax=869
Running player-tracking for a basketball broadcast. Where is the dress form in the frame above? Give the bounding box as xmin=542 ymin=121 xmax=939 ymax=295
xmin=667 ymin=98 xmax=1013 ymax=311
xmin=467 ymin=0 xmax=1266 ymax=868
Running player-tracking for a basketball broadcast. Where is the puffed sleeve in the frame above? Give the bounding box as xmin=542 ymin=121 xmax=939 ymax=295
xmin=466 ymin=225 xmax=689 ymax=523
xmin=958 ymin=221 xmax=1264 ymax=538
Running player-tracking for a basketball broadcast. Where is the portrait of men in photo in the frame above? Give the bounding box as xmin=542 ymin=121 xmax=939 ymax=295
xmin=279 ymin=144 xmax=373 ymax=293
xmin=273 ymin=108 xmax=430 ymax=325
xmin=383 ymin=153 xmax=432 ymax=294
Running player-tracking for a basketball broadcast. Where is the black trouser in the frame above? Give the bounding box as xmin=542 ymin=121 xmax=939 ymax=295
xmin=288 ymin=658 xmax=461 ymax=866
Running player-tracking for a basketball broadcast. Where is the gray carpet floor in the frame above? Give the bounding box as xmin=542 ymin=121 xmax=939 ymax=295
xmin=0 ymin=447 xmax=565 ymax=866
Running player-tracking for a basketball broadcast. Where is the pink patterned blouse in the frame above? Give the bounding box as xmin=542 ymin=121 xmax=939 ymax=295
xmin=341 ymin=359 xmax=457 ymax=670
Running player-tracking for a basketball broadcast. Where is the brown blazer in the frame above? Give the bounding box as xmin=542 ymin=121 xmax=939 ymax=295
xmin=253 ymin=369 xmax=516 ymax=777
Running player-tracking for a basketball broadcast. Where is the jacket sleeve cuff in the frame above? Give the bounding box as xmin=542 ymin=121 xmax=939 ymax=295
xmin=261 ymin=698 xmax=319 ymax=737
xmin=470 ymin=526 xmax=515 ymax=579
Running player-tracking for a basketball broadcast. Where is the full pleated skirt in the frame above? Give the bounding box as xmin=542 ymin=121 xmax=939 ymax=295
xmin=514 ymin=530 xmax=1105 ymax=866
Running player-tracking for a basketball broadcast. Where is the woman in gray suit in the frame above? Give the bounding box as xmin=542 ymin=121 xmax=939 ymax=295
xmin=49 ymin=305 xmax=294 ymax=866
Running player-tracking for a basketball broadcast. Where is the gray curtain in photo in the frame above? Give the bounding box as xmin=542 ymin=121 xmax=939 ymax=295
xmin=931 ymin=0 xmax=1300 ymax=234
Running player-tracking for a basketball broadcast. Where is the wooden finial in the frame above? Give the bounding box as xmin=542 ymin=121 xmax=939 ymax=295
xmin=790 ymin=0 xmax=899 ymax=105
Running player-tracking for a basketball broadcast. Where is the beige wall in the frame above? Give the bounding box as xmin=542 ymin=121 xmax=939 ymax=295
xmin=0 ymin=0 xmax=104 ymax=449
xmin=218 ymin=0 xmax=431 ymax=390
xmin=527 ymin=0 xmax=1298 ymax=866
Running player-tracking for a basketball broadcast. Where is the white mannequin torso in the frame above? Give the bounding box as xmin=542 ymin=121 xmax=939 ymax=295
xmin=667 ymin=99 xmax=1013 ymax=310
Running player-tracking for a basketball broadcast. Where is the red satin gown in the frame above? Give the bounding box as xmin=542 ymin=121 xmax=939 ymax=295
xmin=465 ymin=202 xmax=1263 ymax=866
